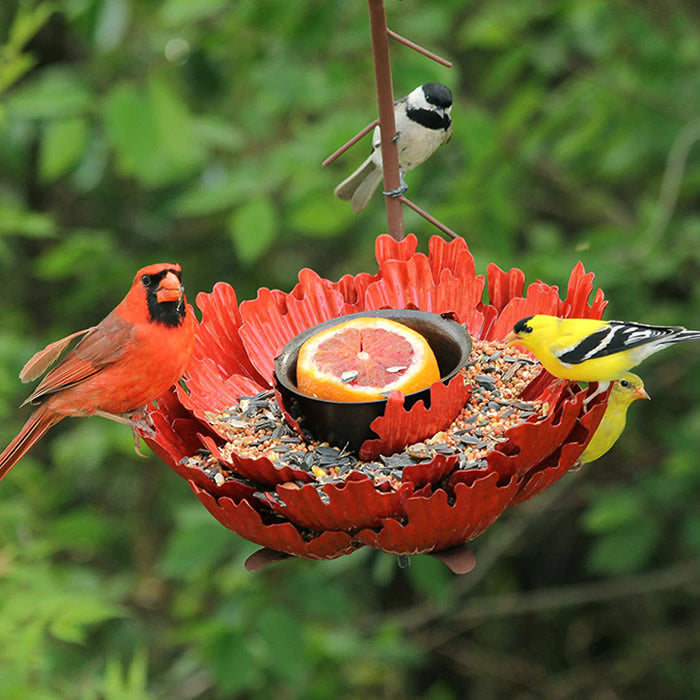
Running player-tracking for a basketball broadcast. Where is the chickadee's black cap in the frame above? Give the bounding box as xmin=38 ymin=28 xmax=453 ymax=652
xmin=422 ymin=82 xmax=453 ymax=108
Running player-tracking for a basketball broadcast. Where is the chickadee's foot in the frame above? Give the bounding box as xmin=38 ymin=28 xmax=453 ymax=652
xmin=390 ymin=132 xmax=401 ymax=143
xmin=383 ymin=175 xmax=408 ymax=198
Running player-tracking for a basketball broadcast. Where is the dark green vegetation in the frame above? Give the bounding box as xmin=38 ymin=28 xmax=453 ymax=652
xmin=1 ymin=1 xmax=699 ymax=697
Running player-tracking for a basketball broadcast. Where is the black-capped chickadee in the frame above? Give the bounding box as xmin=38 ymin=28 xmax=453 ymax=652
xmin=334 ymin=82 xmax=453 ymax=213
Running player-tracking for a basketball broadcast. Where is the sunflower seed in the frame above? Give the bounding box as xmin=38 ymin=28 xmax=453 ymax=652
xmin=475 ymin=374 xmax=497 ymax=386
xmin=459 ymin=434 xmax=483 ymax=445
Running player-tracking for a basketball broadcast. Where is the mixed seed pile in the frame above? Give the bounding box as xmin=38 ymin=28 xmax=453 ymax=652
xmin=182 ymin=340 xmax=549 ymax=494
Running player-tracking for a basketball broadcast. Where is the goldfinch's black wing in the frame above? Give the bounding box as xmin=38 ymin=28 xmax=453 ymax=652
xmin=557 ymin=321 xmax=686 ymax=364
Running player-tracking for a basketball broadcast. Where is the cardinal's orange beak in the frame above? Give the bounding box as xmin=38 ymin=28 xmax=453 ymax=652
xmin=634 ymin=386 xmax=651 ymax=400
xmin=156 ymin=271 xmax=184 ymax=303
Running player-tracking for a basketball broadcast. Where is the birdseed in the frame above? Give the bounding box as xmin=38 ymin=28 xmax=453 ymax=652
xmin=180 ymin=340 xmax=547 ymax=497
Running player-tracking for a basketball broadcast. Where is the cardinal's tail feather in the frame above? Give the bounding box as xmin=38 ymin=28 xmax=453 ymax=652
xmin=0 ymin=406 xmax=62 ymax=481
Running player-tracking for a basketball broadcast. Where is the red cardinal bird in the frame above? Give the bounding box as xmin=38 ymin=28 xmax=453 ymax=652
xmin=0 ymin=263 xmax=196 ymax=481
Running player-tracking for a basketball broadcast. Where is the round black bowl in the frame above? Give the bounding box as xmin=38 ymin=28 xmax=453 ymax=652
xmin=274 ymin=309 xmax=472 ymax=453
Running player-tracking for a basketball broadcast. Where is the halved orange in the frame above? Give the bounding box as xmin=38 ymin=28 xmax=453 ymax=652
xmin=296 ymin=317 xmax=441 ymax=402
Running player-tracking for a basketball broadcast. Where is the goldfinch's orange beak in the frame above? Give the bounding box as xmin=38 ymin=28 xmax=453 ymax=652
xmin=503 ymin=331 xmax=519 ymax=346
xmin=633 ymin=386 xmax=651 ymax=400
xmin=156 ymin=271 xmax=184 ymax=303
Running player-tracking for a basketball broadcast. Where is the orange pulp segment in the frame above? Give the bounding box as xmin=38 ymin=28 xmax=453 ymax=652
xmin=296 ymin=317 xmax=441 ymax=402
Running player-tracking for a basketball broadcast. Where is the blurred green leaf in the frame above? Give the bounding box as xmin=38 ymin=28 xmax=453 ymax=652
xmin=290 ymin=195 xmax=354 ymax=238
xmin=49 ymin=596 xmax=121 ymax=644
xmin=39 ymin=116 xmax=88 ymax=181
xmin=94 ymin=0 xmax=131 ymax=53
xmin=103 ymin=77 xmax=202 ymax=187
xmin=0 ymin=2 xmax=56 ymax=96
xmin=159 ymin=0 xmax=230 ymax=27
xmin=585 ymin=520 xmax=659 ymax=575
xmin=407 ymin=556 xmax=452 ymax=601
xmin=159 ymin=505 xmax=235 ymax=580
xmin=0 ymin=206 xmax=57 ymax=238
xmin=582 ymin=489 xmax=645 ymax=533
xmin=228 ymin=195 xmax=277 ymax=264
xmin=202 ymin=627 xmax=259 ymax=694
xmin=6 ymin=68 xmax=92 ymax=119
xmin=102 ymin=649 xmax=153 ymax=700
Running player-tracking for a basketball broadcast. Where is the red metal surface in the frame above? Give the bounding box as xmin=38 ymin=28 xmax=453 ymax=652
xmin=359 ymin=373 xmax=471 ymax=460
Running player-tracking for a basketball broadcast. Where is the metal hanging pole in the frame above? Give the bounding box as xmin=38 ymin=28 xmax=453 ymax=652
xmin=367 ymin=0 xmax=404 ymax=240
xmin=324 ymin=1 xmax=458 ymax=241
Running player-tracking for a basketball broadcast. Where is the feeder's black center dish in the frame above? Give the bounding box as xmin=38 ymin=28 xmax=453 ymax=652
xmin=273 ymin=310 xmax=472 ymax=451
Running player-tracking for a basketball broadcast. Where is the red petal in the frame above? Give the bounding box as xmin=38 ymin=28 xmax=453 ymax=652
xmin=334 ymin=272 xmax=376 ymax=310
xmin=264 ymin=474 xmax=416 ymax=530
xmin=194 ymin=282 xmax=267 ymax=385
xmin=428 ymin=235 xmax=476 ymax=285
xmin=239 ymin=271 xmax=351 ymax=384
xmin=559 ymin=262 xmax=607 ymax=320
xmin=356 ymin=473 xmax=521 ymax=554
xmin=487 ymin=282 xmax=561 ymax=341
xmin=481 ymin=388 xmax=588 ymax=484
xmin=366 ymin=255 xmax=483 ymax=323
xmin=375 ymin=233 xmax=418 ymax=264
xmin=401 ymin=453 xmax=459 ymax=489
xmin=145 ymin=387 xmax=208 ymax=469
xmin=145 ymin=399 xmax=255 ymax=500
xmin=359 ymin=373 xmax=471 ymax=460
xmin=511 ymin=391 xmax=608 ymax=504
xmin=190 ymin=481 xmax=358 ymax=559
xmin=467 ymin=303 xmax=499 ymax=341
xmin=199 ymin=434 xmax=312 ymax=486
xmin=365 ymin=255 xmax=434 ymax=311
xmin=427 ymin=235 xmax=485 ymax=321
xmin=519 ymin=367 xmax=557 ymax=402
xmin=179 ymin=357 xmax=265 ymax=430
xmin=146 ymin=414 xmax=203 ymax=476
xmin=487 ymin=264 xmax=525 ymax=313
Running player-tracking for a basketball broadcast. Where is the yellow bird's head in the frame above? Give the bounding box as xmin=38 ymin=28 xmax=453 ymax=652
xmin=610 ymin=372 xmax=650 ymax=406
xmin=503 ymin=315 xmax=559 ymax=351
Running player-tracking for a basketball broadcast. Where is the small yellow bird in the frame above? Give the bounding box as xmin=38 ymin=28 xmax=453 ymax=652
xmin=505 ymin=314 xmax=700 ymax=399
xmin=577 ymin=372 xmax=649 ymax=465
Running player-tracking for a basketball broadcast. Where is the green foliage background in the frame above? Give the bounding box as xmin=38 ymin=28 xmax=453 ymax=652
xmin=1 ymin=0 xmax=699 ymax=697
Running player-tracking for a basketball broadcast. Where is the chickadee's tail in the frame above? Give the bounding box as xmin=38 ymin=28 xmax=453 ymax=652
xmin=334 ymin=158 xmax=383 ymax=213
xmin=0 ymin=405 xmax=62 ymax=482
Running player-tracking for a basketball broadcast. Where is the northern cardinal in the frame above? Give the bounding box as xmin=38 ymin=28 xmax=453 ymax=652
xmin=0 ymin=263 xmax=196 ymax=481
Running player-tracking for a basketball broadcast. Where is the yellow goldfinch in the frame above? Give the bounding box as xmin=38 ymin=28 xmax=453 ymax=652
xmin=505 ymin=314 xmax=700 ymax=399
xmin=577 ymin=372 xmax=649 ymax=464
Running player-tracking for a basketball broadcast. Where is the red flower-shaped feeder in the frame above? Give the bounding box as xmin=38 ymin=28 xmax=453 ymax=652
xmin=145 ymin=234 xmax=609 ymax=573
